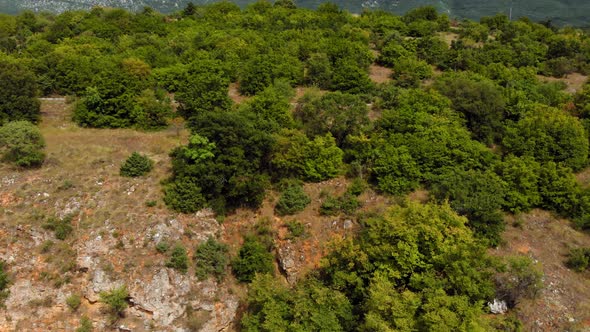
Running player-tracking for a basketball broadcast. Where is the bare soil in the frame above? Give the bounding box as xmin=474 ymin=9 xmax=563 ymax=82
xmin=537 ymin=73 xmax=588 ymax=94
xmin=498 ymin=211 xmax=590 ymax=331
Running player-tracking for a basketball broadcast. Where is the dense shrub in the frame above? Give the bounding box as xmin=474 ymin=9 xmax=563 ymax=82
xmin=99 ymin=285 xmax=129 ymax=317
xmin=0 ymin=60 xmax=40 ymax=124
xmin=42 ymin=215 xmax=74 ymax=240
xmin=166 ymin=244 xmax=189 ymax=273
xmin=232 ymin=236 xmax=274 ymax=283
xmin=495 ymin=256 xmax=544 ymax=308
xmin=431 ymin=168 xmax=507 ymax=245
xmin=0 ymin=121 xmax=45 ymax=168
xmin=503 ymin=107 xmax=589 ymax=171
xmin=194 ymin=237 xmax=229 ymax=281
xmin=66 ymin=294 xmax=81 ymax=311
xmin=274 ymin=184 xmax=311 ymax=216
xmin=0 ymin=260 xmax=8 ymax=302
xmin=565 ymin=248 xmax=590 ymax=272
xmin=119 ymin=152 xmax=153 ymax=177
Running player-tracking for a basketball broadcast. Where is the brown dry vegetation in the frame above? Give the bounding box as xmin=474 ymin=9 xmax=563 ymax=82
xmin=537 ymin=73 xmax=588 ymax=94
xmin=498 ymin=211 xmax=590 ymax=331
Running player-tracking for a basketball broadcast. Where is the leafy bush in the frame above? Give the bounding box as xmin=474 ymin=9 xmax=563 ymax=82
xmin=274 ymin=185 xmax=311 ymax=216
xmin=99 ymin=285 xmax=129 ymax=317
xmin=166 ymin=245 xmax=189 ymax=273
xmin=66 ymin=294 xmax=81 ymax=311
xmin=495 ymin=256 xmax=544 ymax=308
xmin=194 ymin=237 xmax=229 ymax=281
xmin=42 ymin=215 xmax=74 ymax=240
xmin=75 ymin=316 xmax=93 ymax=332
xmin=339 ymin=194 xmax=361 ymax=215
xmin=0 ymin=60 xmax=40 ymax=124
xmin=155 ymin=241 xmax=169 ymax=253
xmin=0 ymin=261 xmax=9 ymax=302
xmin=565 ymin=248 xmax=590 ymax=272
xmin=0 ymin=121 xmax=45 ymax=168
xmin=232 ymin=236 xmax=274 ymax=283
xmin=431 ymin=168 xmax=507 ymax=245
xmin=320 ymin=196 xmax=340 ymax=216
xmin=119 ymin=152 xmax=153 ymax=177
xmin=285 ymin=221 xmax=306 ymax=239
xmin=163 ymin=179 xmax=206 ymax=214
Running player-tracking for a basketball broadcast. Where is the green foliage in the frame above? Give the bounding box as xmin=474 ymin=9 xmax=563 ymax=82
xmin=119 ymin=152 xmax=153 ymax=177
xmin=194 ymin=237 xmax=229 ymax=281
xmin=435 ymin=74 xmax=506 ymax=144
xmin=132 ymin=89 xmax=173 ymax=130
xmin=75 ymin=316 xmax=93 ymax=332
xmin=294 ymin=92 xmax=369 ymax=147
xmin=272 ymin=130 xmax=344 ymax=182
xmin=274 ymin=184 xmax=311 ymax=216
xmin=242 ymin=274 xmax=353 ymax=332
xmin=565 ymin=247 xmax=590 ymax=272
xmin=322 ymin=202 xmax=495 ymax=330
xmin=495 ymin=256 xmax=544 ymax=307
xmin=42 ymin=214 xmax=74 ymax=240
xmin=0 ymin=261 xmax=9 ymax=300
xmin=431 ymin=168 xmax=506 ymax=245
xmin=155 ymin=241 xmax=169 ymax=253
xmin=166 ymin=244 xmax=189 ymax=273
xmin=371 ymin=144 xmax=421 ymax=196
xmin=0 ymin=60 xmax=40 ymax=124
xmin=232 ymin=236 xmax=274 ymax=283
xmin=538 ymin=162 xmax=580 ymax=216
xmin=0 ymin=121 xmax=45 ymax=168
xmin=391 ymin=57 xmax=433 ymax=88
xmin=99 ymin=285 xmax=129 ymax=317
xmin=495 ymin=155 xmax=541 ymax=213
xmin=163 ymin=178 xmax=206 ymax=213
xmin=320 ymin=196 xmax=341 ymax=216
xmin=285 ymin=221 xmax=306 ymax=239
xmin=503 ymin=106 xmax=589 ymax=171
xmin=66 ymin=294 xmax=81 ymax=311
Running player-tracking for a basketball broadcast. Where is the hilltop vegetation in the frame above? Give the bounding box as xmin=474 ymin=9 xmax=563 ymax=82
xmin=1 ymin=2 xmax=590 ymax=330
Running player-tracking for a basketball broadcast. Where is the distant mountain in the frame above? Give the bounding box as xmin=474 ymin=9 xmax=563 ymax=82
xmin=0 ymin=0 xmax=588 ymax=26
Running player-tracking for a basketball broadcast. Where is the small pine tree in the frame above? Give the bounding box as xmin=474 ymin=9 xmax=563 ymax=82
xmin=120 ymin=152 xmax=153 ymax=177
xmin=166 ymin=245 xmax=189 ymax=273
xmin=274 ymin=185 xmax=311 ymax=216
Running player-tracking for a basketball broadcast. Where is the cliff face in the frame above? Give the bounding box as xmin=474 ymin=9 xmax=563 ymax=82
xmin=0 ymin=99 xmax=239 ymax=331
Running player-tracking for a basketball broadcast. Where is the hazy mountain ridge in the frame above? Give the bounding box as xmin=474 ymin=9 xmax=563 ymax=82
xmin=0 ymin=0 xmax=588 ymax=26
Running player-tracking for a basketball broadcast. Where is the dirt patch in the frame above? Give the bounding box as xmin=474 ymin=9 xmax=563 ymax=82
xmin=438 ymin=31 xmax=459 ymax=48
xmin=369 ymin=64 xmax=392 ymax=84
xmin=228 ymin=83 xmax=250 ymax=104
xmin=537 ymin=73 xmax=588 ymax=94
xmin=497 ymin=210 xmax=590 ymax=331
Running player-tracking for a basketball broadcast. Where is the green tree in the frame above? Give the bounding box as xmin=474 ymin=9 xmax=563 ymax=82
xmin=0 ymin=120 xmax=45 ymax=168
xmin=294 ymin=92 xmax=369 ymax=147
xmin=274 ymin=184 xmax=311 ymax=216
xmin=0 ymin=60 xmax=40 ymax=124
xmin=119 ymin=152 xmax=153 ymax=177
xmin=503 ymin=106 xmax=589 ymax=171
xmin=232 ymin=236 xmax=274 ymax=283
xmin=430 ymin=168 xmax=507 ymax=245
xmin=194 ymin=237 xmax=229 ymax=281
xmin=166 ymin=244 xmax=189 ymax=273
xmin=435 ymin=74 xmax=506 ymax=144
xmin=495 ymin=155 xmax=541 ymax=213
xmin=370 ymin=144 xmax=421 ymax=195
